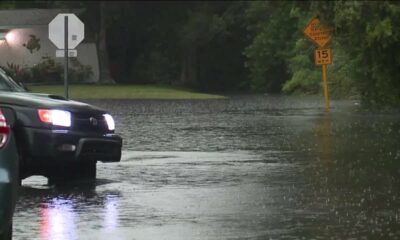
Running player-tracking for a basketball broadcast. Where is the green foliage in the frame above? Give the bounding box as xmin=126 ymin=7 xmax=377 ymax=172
xmin=195 ymin=2 xmax=250 ymax=91
xmin=2 ymin=62 xmax=30 ymax=83
xmin=283 ymin=69 xmax=321 ymax=94
xmin=315 ymin=1 xmax=400 ymax=106
xmin=0 ymin=1 xmax=16 ymax=9
xmin=30 ymin=84 xmax=225 ymax=100
xmin=283 ymin=39 xmax=321 ymax=94
xmin=110 ymin=2 xmax=185 ymax=84
xmin=121 ymin=1 xmax=248 ymax=91
xmin=4 ymin=1 xmax=400 ymax=106
xmin=179 ymin=3 xmax=228 ymax=48
xmin=282 ymin=5 xmax=324 ymax=95
xmin=243 ymin=1 xmax=301 ymax=92
xmin=2 ymin=57 xmax=93 ymax=84
xmin=326 ymin=41 xmax=359 ymax=98
xmin=31 ymin=57 xmax=63 ymax=83
xmin=130 ymin=50 xmax=176 ymax=84
xmin=69 ymin=58 xmax=94 ymax=83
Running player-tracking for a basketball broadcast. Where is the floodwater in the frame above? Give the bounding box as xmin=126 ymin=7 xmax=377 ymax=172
xmin=13 ymin=95 xmax=400 ymax=239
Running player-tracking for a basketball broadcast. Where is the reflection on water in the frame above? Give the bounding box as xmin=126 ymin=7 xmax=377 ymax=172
xmin=299 ymin=110 xmax=400 ymax=238
xmin=315 ymin=113 xmax=333 ymax=165
xmin=103 ymin=195 xmax=119 ymax=233
xmin=40 ymin=198 xmax=77 ymax=240
xmin=15 ymin=178 xmax=121 ymax=240
xmin=38 ymin=193 xmax=120 ymax=240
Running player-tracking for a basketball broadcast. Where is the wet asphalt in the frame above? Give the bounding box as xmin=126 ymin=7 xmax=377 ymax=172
xmin=13 ymin=95 xmax=400 ymax=239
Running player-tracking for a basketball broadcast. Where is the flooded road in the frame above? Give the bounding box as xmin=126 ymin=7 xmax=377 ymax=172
xmin=14 ymin=95 xmax=400 ymax=239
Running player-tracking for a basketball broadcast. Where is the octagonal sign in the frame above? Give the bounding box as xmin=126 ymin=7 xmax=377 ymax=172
xmin=49 ymin=13 xmax=84 ymax=49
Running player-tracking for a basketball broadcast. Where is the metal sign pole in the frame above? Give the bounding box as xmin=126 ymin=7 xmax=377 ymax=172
xmin=322 ymin=64 xmax=330 ymax=111
xmin=64 ymin=16 xmax=69 ymax=99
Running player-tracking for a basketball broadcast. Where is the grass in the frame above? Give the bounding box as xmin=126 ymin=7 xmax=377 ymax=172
xmin=29 ymin=84 xmax=226 ymax=100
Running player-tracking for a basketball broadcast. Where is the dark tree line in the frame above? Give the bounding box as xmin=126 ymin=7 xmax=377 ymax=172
xmin=2 ymin=1 xmax=400 ymax=107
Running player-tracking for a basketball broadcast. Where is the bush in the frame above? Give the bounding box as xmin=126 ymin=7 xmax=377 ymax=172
xmin=69 ymin=58 xmax=93 ymax=83
xmin=2 ymin=57 xmax=93 ymax=84
xmin=2 ymin=63 xmax=31 ymax=83
xmin=31 ymin=57 xmax=63 ymax=83
xmin=283 ymin=38 xmax=321 ymax=94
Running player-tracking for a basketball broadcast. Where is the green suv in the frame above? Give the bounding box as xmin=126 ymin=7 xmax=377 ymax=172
xmin=0 ymin=107 xmax=18 ymax=240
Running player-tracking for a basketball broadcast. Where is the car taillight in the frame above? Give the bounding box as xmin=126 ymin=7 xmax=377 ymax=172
xmin=0 ymin=110 xmax=10 ymax=149
xmin=38 ymin=109 xmax=71 ymax=127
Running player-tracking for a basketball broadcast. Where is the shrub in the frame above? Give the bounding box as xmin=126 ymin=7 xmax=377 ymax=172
xmin=2 ymin=62 xmax=32 ymax=83
xmin=69 ymin=58 xmax=93 ymax=83
xmin=2 ymin=57 xmax=93 ymax=84
xmin=31 ymin=57 xmax=63 ymax=83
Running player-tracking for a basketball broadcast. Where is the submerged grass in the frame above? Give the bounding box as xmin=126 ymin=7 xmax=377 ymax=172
xmin=29 ymin=84 xmax=226 ymax=100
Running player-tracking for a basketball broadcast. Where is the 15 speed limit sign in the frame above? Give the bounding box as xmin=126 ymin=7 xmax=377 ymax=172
xmin=314 ymin=48 xmax=332 ymax=65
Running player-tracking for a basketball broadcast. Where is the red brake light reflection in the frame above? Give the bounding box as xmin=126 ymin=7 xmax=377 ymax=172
xmin=0 ymin=110 xmax=7 ymax=128
xmin=0 ymin=110 xmax=9 ymax=149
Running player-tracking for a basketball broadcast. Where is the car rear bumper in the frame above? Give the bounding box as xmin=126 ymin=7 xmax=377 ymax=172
xmin=23 ymin=127 xmax=122 ymax=164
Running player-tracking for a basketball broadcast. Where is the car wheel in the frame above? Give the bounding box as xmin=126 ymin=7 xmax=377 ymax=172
xmin=77 ymin=161 xmax=97 ymax=180
xmin=15 ymin=138 xmax=28 ymax=184
xmin=47 ymin=161 xmax=97 ymax=184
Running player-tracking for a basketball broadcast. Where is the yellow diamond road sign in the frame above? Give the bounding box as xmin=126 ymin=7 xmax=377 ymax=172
xmin=303 ymin=17 xmax=332 ymax=47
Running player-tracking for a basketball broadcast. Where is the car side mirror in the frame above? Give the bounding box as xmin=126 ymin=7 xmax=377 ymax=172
xmin=0 ymin=107 xmax=16 ymax=128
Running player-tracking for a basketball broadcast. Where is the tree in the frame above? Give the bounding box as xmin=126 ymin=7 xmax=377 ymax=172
xmin=243 ymin=1 xmax=300 ymax=93
xmin=282 ymin=1 xmax=322 ymax=94
xmin=122 ymin=1 xmax=247 ymax=91
xmin=315 ymin=1 xmax=400 ymax=106
xmin=178 ymin=2 xmax=228 ymax=87
xmin=122 ymin=1 xmax=185 ymax=84
xmin=97 ymin=1 xmax=115 ymax=83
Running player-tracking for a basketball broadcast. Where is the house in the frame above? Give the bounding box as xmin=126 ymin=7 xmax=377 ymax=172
xmin=0 ymin=8 xmax=99 ymax=82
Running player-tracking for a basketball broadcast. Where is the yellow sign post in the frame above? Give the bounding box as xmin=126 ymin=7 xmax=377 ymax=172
xmin=322 ymin=64 xmax=330 ymax=111
xmin=314 ymin=48 xmax=332 ymax=110
xmin=304 ymin=17 xmax=333 ymax=111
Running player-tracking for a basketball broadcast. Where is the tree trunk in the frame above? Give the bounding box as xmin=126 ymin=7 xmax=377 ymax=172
xmin=97 ymin=1 xmax=115 ymax=84
xmin=180 ymin=46 xmax=197 ymax=87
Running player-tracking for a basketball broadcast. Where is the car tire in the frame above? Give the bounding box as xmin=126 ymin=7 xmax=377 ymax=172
xmin=47 ymin=161 xmax=97 ymax=184
xmin=15 ymin=135 xmax=28 ymax=183
xmin=77 ymin=161 xmax=97 ymax=180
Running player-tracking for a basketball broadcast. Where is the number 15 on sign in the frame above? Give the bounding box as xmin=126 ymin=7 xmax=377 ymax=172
xmin=314 ymin=48 xmax=332 ymax=65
